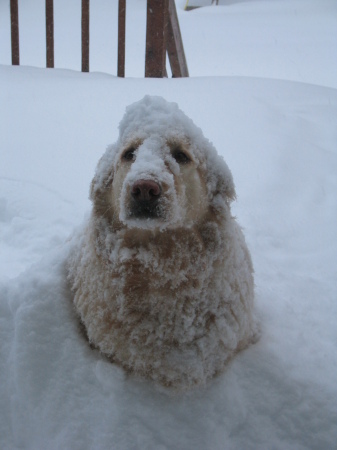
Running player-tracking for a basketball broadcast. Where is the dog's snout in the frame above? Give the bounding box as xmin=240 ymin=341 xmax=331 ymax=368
xmin=131 ymin=180 xmax=161 ymax=202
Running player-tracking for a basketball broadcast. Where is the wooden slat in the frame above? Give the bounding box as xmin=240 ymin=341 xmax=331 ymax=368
xmin=46 ymin=0 xmax=54 ymax=68
xmin=117 ymin=0 xmax=126 ymax=77
xmin=82 ymin=0 xmax=90 ymax=72
xmin=167 ymin=0 xmax=189 ymax=77
xmin=145 ymin=0 xmax=168 ymax=78
xmin=10 ymin=0 xmax=20 ymax=65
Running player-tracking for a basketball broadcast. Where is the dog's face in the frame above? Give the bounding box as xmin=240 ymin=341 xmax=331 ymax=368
xmin=91 ymin=96 xmax=236 ymax=232
xmin=110 ymin=134 xmax=209 ymax=229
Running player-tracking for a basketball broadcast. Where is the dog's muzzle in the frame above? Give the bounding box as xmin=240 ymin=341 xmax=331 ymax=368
xmin=129 ymin=179 xmax=163 ymax=219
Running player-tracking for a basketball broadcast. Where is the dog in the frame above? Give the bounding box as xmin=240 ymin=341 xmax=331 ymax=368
xmin=67 ymin=96 xmax=258 ymax=389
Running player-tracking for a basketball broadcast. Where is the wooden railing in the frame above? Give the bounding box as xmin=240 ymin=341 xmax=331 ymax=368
xmin=10 ymin=0 xmax=19 ymax=65
xmin=46 ymin=0 xmax=54 ymax=68
xmin=9 ymin=0 xmax=188 ymax=78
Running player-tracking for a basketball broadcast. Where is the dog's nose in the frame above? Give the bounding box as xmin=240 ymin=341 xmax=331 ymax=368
xmin=131 ymin=180 xmax=161 ymax=202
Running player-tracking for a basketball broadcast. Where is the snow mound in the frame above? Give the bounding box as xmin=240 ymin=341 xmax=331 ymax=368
xmin=1 ymin=71 xmax=337 ymax=449
xmin=1 ymin=246 xmax=336 ymax=449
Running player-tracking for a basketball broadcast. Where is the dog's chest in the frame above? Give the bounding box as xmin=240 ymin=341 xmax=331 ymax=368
xmin=109 ymin=228 xmax=220 ymax=315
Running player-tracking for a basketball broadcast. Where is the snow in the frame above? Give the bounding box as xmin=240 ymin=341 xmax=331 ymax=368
xmin=0 ymin=0 xmax=337 ymax=448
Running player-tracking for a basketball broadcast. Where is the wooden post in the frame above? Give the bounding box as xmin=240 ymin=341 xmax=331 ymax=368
xmin=82 ymin=0 xmax=89 ymax=72
xmin=10 ymin=0 xmax=20 ymax=65
xmin=117 ymin=0 xmax=126 ymax=77
xmin=145 ymin=0 xmax=168 ymax=78
xmin=167 ymin=0 xmax=189 ymax=77
xmin=46 ymin=0 xmax=54 ymax=68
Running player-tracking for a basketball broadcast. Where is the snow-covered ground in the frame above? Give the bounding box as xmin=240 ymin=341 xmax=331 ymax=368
xmin=0 ymin=1 xmax=337 ymax=448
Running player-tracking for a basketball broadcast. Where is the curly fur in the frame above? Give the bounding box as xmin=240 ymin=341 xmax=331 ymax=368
xmin=68 ymin=96 xmax=258 ymax=389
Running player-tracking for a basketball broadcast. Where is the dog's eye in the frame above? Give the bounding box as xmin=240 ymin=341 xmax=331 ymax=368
xmin=172 ymin=149 xmax=191 ymax=164
xmin=122 ymin=148 xmax=136 ymax=162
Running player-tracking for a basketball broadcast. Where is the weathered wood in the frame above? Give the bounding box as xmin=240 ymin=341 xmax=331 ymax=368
xmin=145 ymin=0 xmax=168 ymax=78
xmin=10 ymin=0 xmax=20 ymax=65
xmin=81 ymin=0 xmax=90 ymax=72
xmin=46 ymin=0 xmax=54 ymax=68
xmin=8 ymin=0 xmax=189 ymax=78
xmin=117 ymin=0 xmax=126 ymax=77
xmin=167 ymin=0 xmax=189 ymax=77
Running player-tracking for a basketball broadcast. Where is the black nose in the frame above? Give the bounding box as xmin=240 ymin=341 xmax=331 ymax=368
xmin=131 ymin=180 xmax=161 ymax=202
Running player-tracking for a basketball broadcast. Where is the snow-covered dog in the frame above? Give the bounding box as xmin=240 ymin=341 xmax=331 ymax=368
xmin=68 ymin=96 xmax=258 ymax=389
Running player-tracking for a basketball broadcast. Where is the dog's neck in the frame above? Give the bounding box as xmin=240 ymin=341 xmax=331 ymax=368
xmin=93 ymin=213 xmax=225 ymax=269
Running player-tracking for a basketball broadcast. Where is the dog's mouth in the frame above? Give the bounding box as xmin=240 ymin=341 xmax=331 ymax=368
xmin=119 ymin=177 xmax=181 ymax=229
xmin=128 ymin=198 xmax=164 ymax=219
xmin=126 ymin=179 xmax=165 ymax=221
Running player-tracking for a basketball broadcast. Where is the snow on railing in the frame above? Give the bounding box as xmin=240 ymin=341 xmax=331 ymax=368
xmin=9 ymin=0 xmax=188 ymax=78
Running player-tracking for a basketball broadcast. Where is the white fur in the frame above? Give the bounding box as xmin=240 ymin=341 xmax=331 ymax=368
xmin=68 ymin=96 xmax=259 ymax=389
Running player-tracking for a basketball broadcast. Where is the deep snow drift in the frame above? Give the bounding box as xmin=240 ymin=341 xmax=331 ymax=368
xmin=1 ymin=0 xmax=337 ymax=449
xmin=1 ymin=67 xmax=336 ymax=450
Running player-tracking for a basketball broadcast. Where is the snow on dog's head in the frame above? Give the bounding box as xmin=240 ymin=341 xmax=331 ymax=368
xmin=91 ymin=95 xmax=235 ymax=231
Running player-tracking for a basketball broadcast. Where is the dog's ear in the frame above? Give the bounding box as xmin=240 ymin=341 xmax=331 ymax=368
xmin=217 ymin=173 xmax=236 ymax=203
xmin=89 ymin=177 xmax=99 ymax=203
xmin=89 ymin=170 xmax=114 ymax=218
xmin=89 ymin=143 xmax=117 ymax=201
xmin=200 ymin=139 xmax=236 ymax=205
xmin=207 ymin=154 xmax=236 ymax=205
xmin=210 ymin=174 xmax=236 ymax=217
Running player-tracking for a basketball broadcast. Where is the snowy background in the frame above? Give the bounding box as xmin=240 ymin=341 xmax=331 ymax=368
xmin=1 ymin=0 xmax=337 ymax=448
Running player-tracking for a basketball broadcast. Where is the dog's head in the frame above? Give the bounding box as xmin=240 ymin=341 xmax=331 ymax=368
xmin=91 ymin=96 xmax=235 ymax=231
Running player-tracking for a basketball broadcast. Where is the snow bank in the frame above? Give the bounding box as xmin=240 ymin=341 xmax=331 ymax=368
xmin=1 ymin=242 xmax=336 ymax=449
xmin=1 ymin=66 xmax=337 ymax=448
xmin=1 ymin=0 xmax=337 ymax=446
